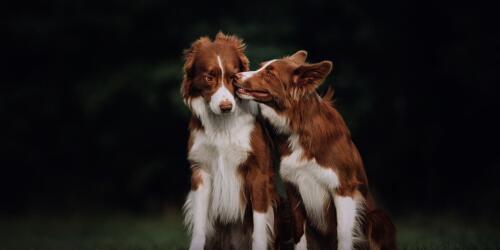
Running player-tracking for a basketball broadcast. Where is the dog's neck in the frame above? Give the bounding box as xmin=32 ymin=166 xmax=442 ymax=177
xmin=262 ymin=92 xmax=350 ymax=152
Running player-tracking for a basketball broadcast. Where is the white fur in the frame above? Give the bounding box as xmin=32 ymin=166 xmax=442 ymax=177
xmin=333 ymin=195 xmax=364 ymax=250
xmin=259 ymin=104 xmax=290 ymax=134
xmin=280 ymin=134 xmax=340 ymax=232
xmin=295 ymin=223 xmax=307 ymax=250
xmin=252 ymin=208 xmax=274 ymax=250
xmin=258 ymin=90 xmax=364 ymax=249
xmin=188 ymin=97 xmax=255 ymax=223
xmin=208 ymin=55 xmax=235 ymax=114
xmin=239 ymin=59 xmax=277 ymax=81
xmin=217 ymin=55 xmax=225 ymax=80
xmin=183 ymin=170 xmax=212 ymax=250
xmin=185 ymin=96 xmax=269 ymax=249
xmin=209 ymin=84 xmax=235 ymax=114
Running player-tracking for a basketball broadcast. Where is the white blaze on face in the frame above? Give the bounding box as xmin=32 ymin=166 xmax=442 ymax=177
xmin=209 ymin=55 xmax=235 ymax=114
xmin=239 ymin=59 xmax=277 ymax=81
xmin=237 ymin=59 xmax=277 ymax=100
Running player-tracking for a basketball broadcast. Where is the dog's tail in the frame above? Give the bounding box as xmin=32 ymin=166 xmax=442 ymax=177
xmin=322 ymin=85 xmax=335 ymax=103
xmin=363 ymin=209 xmax=397 ymax=250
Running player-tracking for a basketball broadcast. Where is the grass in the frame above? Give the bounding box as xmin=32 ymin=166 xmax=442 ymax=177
xmin=0 ymin=209 xmax=188 ymax=250
xmin=1 ymin=210 xmax=498 ymax=250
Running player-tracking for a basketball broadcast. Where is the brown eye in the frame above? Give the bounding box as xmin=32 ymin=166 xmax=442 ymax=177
xmin=205 ymin=75 xmax=214 ymax=82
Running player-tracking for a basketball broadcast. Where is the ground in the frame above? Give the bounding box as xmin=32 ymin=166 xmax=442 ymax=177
xmin=1 ymin=209 xmax=498 ymax=250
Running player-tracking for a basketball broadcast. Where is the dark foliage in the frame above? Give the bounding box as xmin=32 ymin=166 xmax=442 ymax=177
xmin=2 ymin=0 xmax=499 ymax=215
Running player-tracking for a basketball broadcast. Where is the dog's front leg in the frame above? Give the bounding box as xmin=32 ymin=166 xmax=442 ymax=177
xmin=284 ymin=182 xmax=308 ymax=250
xmin=248 ymin=171 xmax=275 ymax=250
xmin=333 ymin=192 xmax=363 ymax=250
xmin=184 ymin=167 xmax=211 ymax=250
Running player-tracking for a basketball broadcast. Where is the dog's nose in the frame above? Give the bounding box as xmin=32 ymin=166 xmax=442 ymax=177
xmin=219 ymin=100 xmax=233 ymax=113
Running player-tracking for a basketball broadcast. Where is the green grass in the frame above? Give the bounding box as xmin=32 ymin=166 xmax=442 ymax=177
xmin=1 ymin=210 xmax=498 ymax=250
xmin=396 ymin=213 xmax=499 ymax=250
xmin=0 ymin=209 xmax=188 ymax=250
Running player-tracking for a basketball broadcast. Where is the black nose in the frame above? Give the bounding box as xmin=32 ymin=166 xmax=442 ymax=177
xmin=219 ymin=100 xmax=233 ymax=113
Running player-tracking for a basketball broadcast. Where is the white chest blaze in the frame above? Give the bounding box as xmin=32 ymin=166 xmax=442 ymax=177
xmin=260 ymin=106 xmax=340 ymax=232
xmin=280 ymin=134 xmax=340 ymax=232
xmin=188 ymin=97 xmax=257 ymax=224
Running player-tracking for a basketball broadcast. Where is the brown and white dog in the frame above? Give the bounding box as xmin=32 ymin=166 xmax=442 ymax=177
xmin=181 ymin=33 xmax=278 ymax=250
xmin=234 ymin=51 xmax=396 ymax=250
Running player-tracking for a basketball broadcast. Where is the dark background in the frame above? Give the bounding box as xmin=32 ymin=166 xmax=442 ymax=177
xmin=3 ymin=0 xmax=499 ymax=220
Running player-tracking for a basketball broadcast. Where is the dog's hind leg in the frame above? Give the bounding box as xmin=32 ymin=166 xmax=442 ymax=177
xmin=364 ymin=209 xmax=397 ymax=250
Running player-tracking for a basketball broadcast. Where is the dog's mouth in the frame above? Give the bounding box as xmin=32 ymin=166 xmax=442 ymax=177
xmin=236 ymin=88 xmax=269 ymax=98
xmin=235 ymin=84 xmax=270 ymax=100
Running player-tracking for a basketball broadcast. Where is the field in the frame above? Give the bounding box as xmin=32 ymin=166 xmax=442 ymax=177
xmin=1 ymin=210 xmax=498 ymax=250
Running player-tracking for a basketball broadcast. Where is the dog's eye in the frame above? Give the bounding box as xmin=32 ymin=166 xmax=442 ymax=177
xmin=266 ymin=68 xmax=276 ymax=77
xmin=205 ymin=75 xmax=214 ymax=82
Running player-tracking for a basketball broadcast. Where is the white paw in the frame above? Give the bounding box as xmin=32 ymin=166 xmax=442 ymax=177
xmin=252 ymin=240 xmax=267 ymax=250
xmin=189 ymin=237 xmax=205 ymax=250
xmin=337 ymin=241 xmax=352 ymax=250
xmin=294 ymin=233 xmax=307 ymax=250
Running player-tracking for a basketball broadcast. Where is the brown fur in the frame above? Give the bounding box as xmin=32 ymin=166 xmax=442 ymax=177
xmin=236 ymin=50 xmax=396 ymax=249
xmin=182 ymin=32 xmax=249 ymax=102
xmin=182 ymin=33 xmax=281 ymax=250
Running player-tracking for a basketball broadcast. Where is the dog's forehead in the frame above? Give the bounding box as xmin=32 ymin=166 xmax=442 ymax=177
xmin=195 ymin=43 xmax=239 ymax=72
xmin=217 ymin=49 xmax=240 ymax=72
xmin=259 ymin=58 xmax=295 ymax=71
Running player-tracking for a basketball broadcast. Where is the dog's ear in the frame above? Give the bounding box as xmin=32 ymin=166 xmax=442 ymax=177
xmin=215 ymin=32 xmax=250 ymax=71
xmin=293 ymin=60 xmax=333 ymax=89
xmin=181 ymin=36 xmax=211 ymax=99
xmin=289 ymin=50 xmax=308 ymax=65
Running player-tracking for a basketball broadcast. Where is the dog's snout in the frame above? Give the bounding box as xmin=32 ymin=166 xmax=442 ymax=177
xmin=219 ymin=100 xmax=233 ymax=113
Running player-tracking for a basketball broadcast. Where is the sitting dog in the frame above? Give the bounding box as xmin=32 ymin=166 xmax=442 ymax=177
xmin=181 ymin=32 xmax=278 ymax=250
xmin=234 ymin=51 xmax=396 ymax=250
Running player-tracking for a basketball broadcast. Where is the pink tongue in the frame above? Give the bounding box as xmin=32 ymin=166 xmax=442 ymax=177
xmin=251 ymin=91 xmax=268 ymax=98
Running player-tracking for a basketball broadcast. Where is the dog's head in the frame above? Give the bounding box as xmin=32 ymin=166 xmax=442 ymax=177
xmin=235 ymin=50 xmax=333 ymax=111
xmin=181 ymin=32 xmax=249 ymax=115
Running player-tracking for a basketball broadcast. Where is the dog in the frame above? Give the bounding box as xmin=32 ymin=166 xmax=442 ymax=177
xmin=234 ymin=50 xmax=396 ymax=250
xmin=181 ymin=32 xmax=278 ymax=250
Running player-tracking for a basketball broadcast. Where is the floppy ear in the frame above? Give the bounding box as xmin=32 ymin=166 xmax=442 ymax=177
xmin=289 ymin=50 xmax=308 ymax=65
xmin=181 ymin=37 xmax=211 ymax=99
xmin=215 ymin=31 xmax=249 ymax=71
xmin=293 ymin=60 xmax=333 ymax=89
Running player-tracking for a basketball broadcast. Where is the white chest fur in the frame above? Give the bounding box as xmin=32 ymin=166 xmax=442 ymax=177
xmin=259 ymin=104 xmax=341 ymax=231
xmin=280 ymin=134 xmax=341 ymax=233
xmin=188 ymin=97 xmax=257 ymax=224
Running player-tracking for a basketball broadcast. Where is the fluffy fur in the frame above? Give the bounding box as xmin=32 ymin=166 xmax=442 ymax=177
xmin=235 ymin=50 xmax=397 ymax=250
xmin=181 ymin=32 xmax=278 ymax=250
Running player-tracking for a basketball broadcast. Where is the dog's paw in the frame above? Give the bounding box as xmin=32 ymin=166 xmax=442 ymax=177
xmin=189 ymin=237 xmax=205 ymax=250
